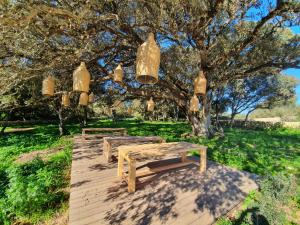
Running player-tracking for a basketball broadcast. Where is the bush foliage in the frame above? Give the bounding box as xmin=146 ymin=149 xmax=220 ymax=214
xmin=0 ymin=127 xmax=72 ymax=225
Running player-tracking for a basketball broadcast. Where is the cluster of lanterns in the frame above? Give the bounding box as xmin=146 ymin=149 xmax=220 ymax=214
xmin=42 ymin=62 xmax=94 ymax=106
xmin=42 ymin=33 xmax=206 ymax=112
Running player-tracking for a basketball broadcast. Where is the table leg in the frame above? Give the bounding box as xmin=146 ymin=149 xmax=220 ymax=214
xmin=118 ymin=150 xmax=124 ymax=177
xmin=128 ymin=158 xmax=136 ymax=193
xmin=199 ymin=148 xmax=207 ymax=173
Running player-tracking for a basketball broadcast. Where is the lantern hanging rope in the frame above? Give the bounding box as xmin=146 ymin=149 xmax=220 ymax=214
xmin=79 ymin=92 xmax=89 ymax=106
xmin=73 ymin=62 xmax=91 ymax=93
xmin=194 ymin=70 xmax=207 ymax=96
xmin=147 ymin=97 xmax=155 ymax=112
xmin=62 ymin=93 xmax=70 ymax=107
xmin=189 ymin=95 xmax=199 ymax=112
xmin=114 ymin=64 xmax=123 ymax=83
xmin=88 ymin=92 xmax=95 ymax=103
xmin=136 ymin=33 xmax=160 ymax=84
xmin=42 ymin=76 xmax=55 ymax=97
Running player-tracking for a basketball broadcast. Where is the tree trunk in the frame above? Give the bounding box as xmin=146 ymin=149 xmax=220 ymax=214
xmin=229 ymin=113 xmax=236 ymax=128
xmin=187 ymin=112 xmax=213 ymax=137
xmin=187 ymin=100 xmax=214 ymax=138
xmin=0 ymin=111 xmax=11 ymax=136
xmin=58 ymin=108 xmax=65 ymax=136
xmin=174 ymin=106 xmax=179 ymax=122
xmin=83 ymin=107 xmax=88 ymax=126
xmin=0 ymin=126 xmax=7 ymax=135
xmin=244 ymin=109 xmax=255 ymax=126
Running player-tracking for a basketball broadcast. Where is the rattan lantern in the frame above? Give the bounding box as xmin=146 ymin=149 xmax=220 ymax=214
xmin=147 ymin=97 xmax=155 ymax=112
xmin=194 ymin=70 xmax=207 ymax=96
xmin=88 ymin=92 xmax=95 ymax=103
xmin=114 ymin=64 xmax=123 ymax=83
xmin=42 ymin=76 xmax=55 ymax=96
xmin=136 ymin=33 xmax=160 ymax=84
xmin=79 ymin=92 xmax=89 ymax=106
xmin=73 ymin=62 xmax=91 ymax=93
xmin=189 ymin=95 xmax=199 ymax=112
xmin=127 ymin=107 xmax=132 ymax=114
xmin=62 ymin=93 xmax=70 ymax=107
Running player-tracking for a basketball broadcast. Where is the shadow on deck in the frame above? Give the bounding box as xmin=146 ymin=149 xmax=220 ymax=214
xmin=69 ymin=136 xmax=258 ymax=225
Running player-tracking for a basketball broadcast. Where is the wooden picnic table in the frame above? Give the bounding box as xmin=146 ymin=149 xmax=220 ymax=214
xmin=103 ymin=136 xmax=165 ymax=162
xmin=81 ymin=127 xmax=127 ymax=139
xmin=117 ymin=142 xmax=207 ymax=193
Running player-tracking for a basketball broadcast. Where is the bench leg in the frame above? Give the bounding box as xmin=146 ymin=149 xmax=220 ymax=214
xmin=181 ymin=152 xmax=187 ymax=162
xmin=104 ymin=142 xmax=112 ymax=162
xmin=118 ymin=151 xmax=124 ymax=177
xmin=103 ymin=140 xmax=107 ymax=159
xmin=199 ymin=148 xmax=207 ymax=173
xmin=128 ymin=159 xmax=136 ymax=193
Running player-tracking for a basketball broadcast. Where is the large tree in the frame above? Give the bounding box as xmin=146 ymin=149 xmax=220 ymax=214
xmin=0 ymin=0 xmax=299 ymax=137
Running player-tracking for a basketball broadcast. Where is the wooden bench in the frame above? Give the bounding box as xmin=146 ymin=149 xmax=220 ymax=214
xmin=81 ymin=128 xmax=127 ymax=139
xmin=117 ymin=142 xmax=207 ymax=193
xmin=103 ymin=136 xmax=165 ymax=162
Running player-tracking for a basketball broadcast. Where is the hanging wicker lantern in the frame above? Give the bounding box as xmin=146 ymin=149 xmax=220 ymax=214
xmin=73 ymin=62 xmax=91 ymax=93
xmin=114 ymin=64 xmax=123 ymax=83
xmin=189 ymin=95 xmax=199 ymax=112
xmin=147 ymin=97 xmax=155 ymax=112
xmin=79 ymin=92 xmax=89 ymax=106
xmin=62 ymin=93 xmax=70 ymax=107
xmin=42 ymin=76 xmax=55 ymax=96
xmin=127 ymin=107 xmax=132 ymax=115
xmin=88 ymin=92 xmax=95 ymax=103
xmin=194 ymin=70 xmax=207 ymax=96
xmin=136 ymin=33 xmax=160 ymax=84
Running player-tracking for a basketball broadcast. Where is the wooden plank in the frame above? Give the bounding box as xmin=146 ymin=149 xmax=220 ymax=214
xmin=69 ymin=136 xmax=258 ymax=225
xmin=118 ymin=142 xmax=207 ymax=160
xmin=103 ymin=136 xmax=165 ymax=162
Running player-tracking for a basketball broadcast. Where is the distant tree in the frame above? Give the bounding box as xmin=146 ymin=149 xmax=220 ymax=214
xmin=225 ymin=74 xmax=297 ymax=126
xmin=251 ymin=102 xmax=300 ymax=122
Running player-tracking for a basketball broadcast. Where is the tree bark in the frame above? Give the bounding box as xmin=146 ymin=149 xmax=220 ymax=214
xmin=244 ymin=108 xmax=255 ymax=125
xmin=186 ymin=95 xmax=214 ymax=138
xmin=58 ymin=107 xmax=65 ymax=136
xmin=0 ymin=126 xmax=7 ymax=135
xmin=229 ymin=113 xmax=236 ymax=128
xmin=83 ymin=107 xmax=88 ymax=126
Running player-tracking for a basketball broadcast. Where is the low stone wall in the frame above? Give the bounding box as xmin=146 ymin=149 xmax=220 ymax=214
xmin=217 ymin=119 xmax=283 ymax=130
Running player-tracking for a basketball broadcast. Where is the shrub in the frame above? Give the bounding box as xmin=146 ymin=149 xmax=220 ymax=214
xmin=253 ymin=174 xmax=297 ymax=225
xmin=0 ymin=150 xmax=71 ymax=224
xmin=218 ymin=174 xmax=297 ymax=225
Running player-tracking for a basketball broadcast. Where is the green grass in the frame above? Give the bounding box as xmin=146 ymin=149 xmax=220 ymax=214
xmin=0 ymin=125 xmax=73 ymax=224
xmin=0 ymin=118 xmax=299 ymax=224
xmin=95 ymin=119 xmax=300 ymax=178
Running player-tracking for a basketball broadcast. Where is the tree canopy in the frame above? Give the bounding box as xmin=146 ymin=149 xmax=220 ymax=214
xmin=0 ymin=0 xmax=299 ymax=136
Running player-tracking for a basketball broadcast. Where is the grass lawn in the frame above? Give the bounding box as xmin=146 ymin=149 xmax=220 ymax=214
xmin=0 ymin=119 xmax=299 ymax=224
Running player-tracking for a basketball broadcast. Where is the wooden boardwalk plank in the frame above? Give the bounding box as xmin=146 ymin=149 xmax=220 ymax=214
xmin=69 ymin=136 xmax=258 ymax=225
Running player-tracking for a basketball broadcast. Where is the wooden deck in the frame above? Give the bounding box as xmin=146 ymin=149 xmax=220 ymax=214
xmin=69 ymin=136 xmax=258 ymax=225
